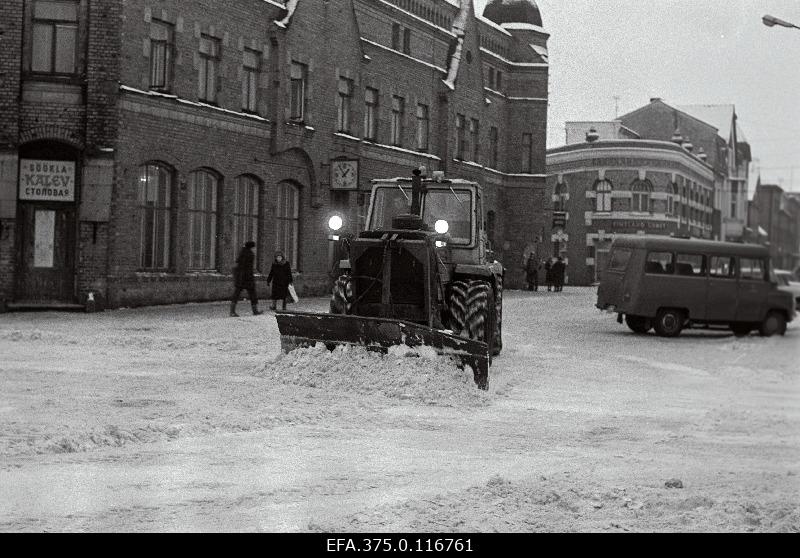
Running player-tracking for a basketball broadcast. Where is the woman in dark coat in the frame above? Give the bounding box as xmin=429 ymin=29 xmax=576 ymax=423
xmin=544 ymin=258 xmax=553 ymax=292
xmin=267 ymin=250 xmax=293 ymax=310
xmin=230 ymin=241 xmax=262 ymax=317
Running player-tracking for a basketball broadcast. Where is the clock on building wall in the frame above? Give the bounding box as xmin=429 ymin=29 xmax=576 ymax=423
xmin=330 ymin=159 xmax=359 ymax=190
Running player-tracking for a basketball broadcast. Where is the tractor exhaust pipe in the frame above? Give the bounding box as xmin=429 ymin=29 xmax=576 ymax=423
xmin=410 ymin=168 xmax=424 ymax=216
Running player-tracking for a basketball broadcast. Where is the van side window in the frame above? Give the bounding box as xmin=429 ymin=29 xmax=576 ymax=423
xmin=740 ymin=258 xmax=765 ymax=281
xmin=709 ymin=256 xmax=735 ymax=278
xmin=675 ymin=254 xmax=706 ymax=276
xmin=645 ymin=251 xmax=673 ymax=274
xmin=608 ymin=248 xmax=632 ymax=271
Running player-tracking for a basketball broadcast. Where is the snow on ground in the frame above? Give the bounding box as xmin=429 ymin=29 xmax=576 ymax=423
xmin=0 ymin=288 xmax=798 ymax=532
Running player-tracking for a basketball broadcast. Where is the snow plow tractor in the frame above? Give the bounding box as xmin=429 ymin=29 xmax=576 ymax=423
xmin=275 ymin=169 xmax=504 ymax=389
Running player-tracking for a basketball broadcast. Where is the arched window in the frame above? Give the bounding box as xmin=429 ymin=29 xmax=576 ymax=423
xmin=188 ymin=169 xmax=219 ymax=270
xmin=595 ymin=179 xmax=612 ymax=212
xmin=631 ymin=180 xmax=653 ymax=213
xmin=233 ymin=175 xmax=261 ymax=265
xmin=276 ymin=181 xmax=300 ymax=268
xmin=137 ymin=162 xmax=173 ymax=270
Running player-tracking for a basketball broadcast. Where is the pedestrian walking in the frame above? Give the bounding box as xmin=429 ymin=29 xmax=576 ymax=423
xmin=267 ymin=250 xmax=293 ymax=311
xmin=230 ymin=241 xmax=262 ymax=317
xmin=525 ymin=252 xmax=540 ymax=291
xmin=544 ymin=258 xmax=553 ymax=292
xmin=553 ymin=256 xmax=566 ymax=292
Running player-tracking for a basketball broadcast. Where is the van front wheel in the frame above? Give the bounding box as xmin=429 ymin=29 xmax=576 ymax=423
xmin=654 ymin=309 xmax=684 ymax=337
xmin=759 ymin=311 xmax=787 ymax=337
xmin=625 ymin=315 xmax=652 ymax=334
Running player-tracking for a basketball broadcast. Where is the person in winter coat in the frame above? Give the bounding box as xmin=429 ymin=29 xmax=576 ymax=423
xmin=230 ymin=241 xmax=262 ymax=317
xmin=525 ymin=252 xmax=540 ymax=291
xmin=267 ymin=250 xmax=293 ymax=311
xmin=552 ymin=256 xmax=566 ymax=292
xmin=544 ymin=258 xmax=553 ymax=292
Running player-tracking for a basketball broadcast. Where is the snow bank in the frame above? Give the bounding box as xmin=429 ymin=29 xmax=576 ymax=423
xmin=255 ymin=344 xmax=489 ymax=407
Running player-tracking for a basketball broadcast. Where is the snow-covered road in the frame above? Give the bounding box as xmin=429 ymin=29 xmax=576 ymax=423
xmin=1 ymin=288 xmax=798 ymax=532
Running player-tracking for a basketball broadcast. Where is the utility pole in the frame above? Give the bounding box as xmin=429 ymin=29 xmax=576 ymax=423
xmin=613 ymin=96 xmax=620 ymax=119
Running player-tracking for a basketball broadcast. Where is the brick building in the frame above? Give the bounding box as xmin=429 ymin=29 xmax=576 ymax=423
xmin=748 ymin=182 xmax=800 ymax=271
xmin=0 ymin=0 xmax=550 ymax=310
xmin=546 ymin=133 xmax=715 ymax=286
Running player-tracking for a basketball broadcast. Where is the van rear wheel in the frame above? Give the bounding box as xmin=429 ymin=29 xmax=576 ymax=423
xmin=654 ymin=309 xmax=684 ymax=337
xmin=759 ymin=311 xmax=787 ymax=337
xmin=625 ymin=315 xmax=652 ymax=334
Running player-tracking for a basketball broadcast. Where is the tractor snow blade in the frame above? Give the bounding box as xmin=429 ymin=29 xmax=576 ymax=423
xmin=275 ymin=311 xmax=489 ymax=389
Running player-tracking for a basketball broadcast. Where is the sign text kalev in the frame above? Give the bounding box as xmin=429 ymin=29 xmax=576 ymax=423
xmin=19 ymin=159 xmax=75 ymax=202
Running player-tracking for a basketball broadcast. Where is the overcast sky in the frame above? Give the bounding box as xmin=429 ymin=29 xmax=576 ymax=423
xmin=473 ymin=0 xmax=800 ymax=193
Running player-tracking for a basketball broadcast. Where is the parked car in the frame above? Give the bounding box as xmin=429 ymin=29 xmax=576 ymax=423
xmin=596 ymin=236 xmax=796 ymax=337
xmin=774 ymin=269 xmax=800 ymax=310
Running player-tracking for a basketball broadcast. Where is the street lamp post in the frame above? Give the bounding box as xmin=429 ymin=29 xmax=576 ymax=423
xmin=762 ymin=14 xmax=800 ymax=30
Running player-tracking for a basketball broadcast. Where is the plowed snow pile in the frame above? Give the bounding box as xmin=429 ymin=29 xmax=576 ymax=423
xmin=255 ymin=344 xmax=489 ymax=407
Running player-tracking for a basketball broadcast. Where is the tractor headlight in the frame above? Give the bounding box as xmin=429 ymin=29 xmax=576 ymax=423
xmin=435 ymin=240 xmax=447 ymax=248
xmin=434 ymin=219 xmax=449 ymax=234
xmin=328 ymin=215 xmax=343 ymax=231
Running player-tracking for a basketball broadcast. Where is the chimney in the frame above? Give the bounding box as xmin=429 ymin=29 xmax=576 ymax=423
xmin=585 ymin=127 xmax=599 ymax=143
xmin=650 ymin=97 xmax=662 ymax=103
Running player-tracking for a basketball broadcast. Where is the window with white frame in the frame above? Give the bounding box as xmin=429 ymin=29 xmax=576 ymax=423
xmin=187 ymin=170 xmax=219 ymax=270
xmin=232 ymin=175 xmax=261 ymax=267
xmin=198 ymin=35 xmax=220 ymax=103
xmin=416 ymin=103 xmax=429 ymax=152
xmin=595 ymin=179 xmax=613 ymax=212
xmin=289 ymin=61 xmax=307 ymax=121
xmin=137 ymin=163 xmax=173 ymax=270
xmin=364 ymin=87 xmax=378 ymax=140
xmin=631 ymin=180 xmax=652 ymax=212
xmin=276 ymin=182 xmax=300 ymax=268
xmin=336 ymin=77 xmax=353 ymax=133
xmin=242 ymin=48 xmax=261 ymax=113
xmin=149 ymin=20 xmax=174 ymax=91
xmin=391 ymin=95 xmax=405 ymax=147
xmin=30 ymin=0 xmax=79 ymax=75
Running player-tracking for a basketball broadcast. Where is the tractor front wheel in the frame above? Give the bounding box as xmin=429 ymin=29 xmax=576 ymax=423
xmin=330 ymin=274 xmax=354 ymax=314
xmin=464 ymin=281 xmax=496 ymax=362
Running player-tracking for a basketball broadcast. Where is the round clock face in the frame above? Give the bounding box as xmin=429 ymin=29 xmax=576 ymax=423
xmin=333 ymin=161 xmax=357 ymax=189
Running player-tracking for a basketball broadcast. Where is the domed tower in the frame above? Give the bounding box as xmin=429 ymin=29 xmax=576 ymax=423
xmin=483 ymin=0 xmax=543 ymax=27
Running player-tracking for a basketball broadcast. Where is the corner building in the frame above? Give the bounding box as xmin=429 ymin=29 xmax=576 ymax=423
xmin=0 ymin=0 xmax=549 ymax=309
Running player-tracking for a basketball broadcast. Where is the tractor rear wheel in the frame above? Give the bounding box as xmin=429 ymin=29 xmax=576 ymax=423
xmin=464 ymin=280 xmax=495 ymax=361
xmin=492 ymin=275 xmax=503 ymax=356
xmin=447 ymin=280 xmax=470 ymax=334
xmin=330 ymin=274 xmax=354 ymax=315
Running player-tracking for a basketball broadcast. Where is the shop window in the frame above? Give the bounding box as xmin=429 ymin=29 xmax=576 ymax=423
xmin=233 ymin=175 xmax=261 ymax=269
xmin=30 ymin=0 xmax=79 ymax=75
xmin=137 ymin=163 xmax=173 ymax=270
xmin=188 ymin=169 xmax=219 ymax=270
xmin=276 ymin=182 xmax=300 ymax=268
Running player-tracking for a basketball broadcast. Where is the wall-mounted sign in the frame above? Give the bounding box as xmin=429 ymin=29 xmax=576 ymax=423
xmin=19 ymin=159 xmax=75 ymax=202
xmin=593 ymin=218 xmax=672 ymax=231
xmin=330 ymin=159 xmax=358 ymax=190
